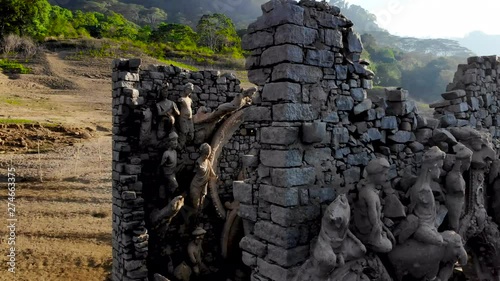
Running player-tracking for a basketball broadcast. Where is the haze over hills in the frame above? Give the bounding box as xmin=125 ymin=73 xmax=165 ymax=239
xmin=456 ymin=31 xmax=500 ymax=56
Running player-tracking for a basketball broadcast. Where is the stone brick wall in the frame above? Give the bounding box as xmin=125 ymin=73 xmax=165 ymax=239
xmin=236 ymin=1 xmax=443 ymax=280
xmin=112 ymin=58 xmax=149 ymax=281
xmin=432 ymin=55 xmax=500 ymax=135
xmin=112 ymin=60 xmax=250 ymax=280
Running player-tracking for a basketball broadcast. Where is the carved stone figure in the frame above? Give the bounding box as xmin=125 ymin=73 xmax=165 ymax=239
xmin=150 ymin=195 xmax=185 ymax=232
xmin=159 ymin=132 xmax=179 ymax=200
xmin=445 ymin=143 xmax=472 ymax=231
xmin=188 ymin=227 xmax=208 ymax=276
xmin=407 ymin=146 xmax=446 ymax=245
xmin=178 ymin=83 xmax=194 ymax=147
xmin=293 ymin=194 xmax=366 ymax=281
xmin=190 ymin=143 xmax=216 ymax=213
xmin=388 ymin=230 xmax=467 ymax=281
xmin=139 ymin=107 xmax=153 ymax=147
xmin=192 ymin=87 xmax=256 ymax=144
xmin=156 ymin=82 xmax=180 ymax=140
xmin=353 ymin=158 xmax=394 ymax=253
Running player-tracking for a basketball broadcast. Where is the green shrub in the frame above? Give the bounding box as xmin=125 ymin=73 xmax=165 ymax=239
xmin=0 ymin=59 xmax=31 ymax=74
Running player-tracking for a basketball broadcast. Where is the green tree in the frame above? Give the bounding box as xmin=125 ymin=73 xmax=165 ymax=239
xmin=46 ymin=6 xmax=78 ymax=38
xmin=196 ymin=13 xmax=240 ymax=53
xmin=151 ymin=23 xmax=197 ymax=47
xmin=0 ymin=0 xmax=51 ymax=38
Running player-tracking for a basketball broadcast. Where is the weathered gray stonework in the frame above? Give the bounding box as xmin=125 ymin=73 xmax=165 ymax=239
xmin=112 ymin=1 xmax=500 ymax=281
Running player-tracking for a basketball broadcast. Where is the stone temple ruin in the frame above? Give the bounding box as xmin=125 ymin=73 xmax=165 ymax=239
xmin=111 ymin=1 xmax=500 ymax=281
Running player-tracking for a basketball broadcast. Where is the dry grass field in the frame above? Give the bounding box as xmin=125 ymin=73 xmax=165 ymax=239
xmin=0 ymin=48 xmax=119 ymax=281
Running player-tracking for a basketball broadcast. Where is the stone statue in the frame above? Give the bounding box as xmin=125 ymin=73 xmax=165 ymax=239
xmin=190 ymin=143 xmax=216 ymax=212
xmin=150 ymin=195 xmax=185 ymax=232
xmin=353 ymin=158 xmax=394 ymax=253
xmin=293 ymin=194 xmax=366 ymax=281
xmin=192 ymin=87 xmax=256 ymax=144
xmin=156 ymin=82 xmax=180 ymax=140
xmin=188 ymin=227 xmax=208 ymax=276
xmin=388 ymin=230 xmax=467 ymax=281
xmin=445 ymin=143 xmax=472 ymax=231
xmin=159 ymin=132 xmax=179 ymax=200
xmin=139 ymin=107 xmax=153 ymax=147
xmin=178 ymin=83 xmax=194 ymax=147
xmin=407 ymin=146 xmax=446 ymax=245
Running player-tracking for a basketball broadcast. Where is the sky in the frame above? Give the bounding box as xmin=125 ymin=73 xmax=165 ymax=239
xmin=344 ymin=0 xmax=500 ymax=38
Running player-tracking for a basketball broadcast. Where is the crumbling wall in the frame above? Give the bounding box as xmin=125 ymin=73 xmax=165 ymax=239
xmin=235 ymin=1 xmax=463 ymax=280
xmin=432 ymin=55 xmax=500 ymax=135
xmin=112 ymin=61 xmax=251 ymax=280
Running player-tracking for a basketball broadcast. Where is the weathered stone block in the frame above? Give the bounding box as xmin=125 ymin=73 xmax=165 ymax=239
xmin=302 ymin=122 xmax=326 ymax=143
xmin=262 ymin=82 xmax=301 ymax=103
xmin=441 ymin=89 xmax=466 ymax=100
xmin=267 ymin=244 xmax=310 ymax=268
xmin=233 ymin=181 xmax=253 ymax=204
xmin=240 ymin=236 xmax=267 ymax=257
xmin=304 ymin=148 xmax=332 ymax=166
xmin=261 ymin=126 xmax=299 ymax=145
xmin=270 ymin=205 xmax=321 ymax=227
xmin=344 ymin=167 xmax=361 ymax=184
xmin=272 ymin=63 xmax=323 ymax=83
xmin=271 ymin=167 xmax=316 ymax=187
xmin=309 ymin=187 xmax=336 ymax=203
xmin=248 ymin=1 xmax=304 ymax=32
xmin=254 ymin=221 xmax=300 ymax=249
xmin=324 ymin=29 xmax=343 ymax=48
xmin=272 ymin=104 xmax=318 ymax=121
xmin=388 ymin=131 xmax=414 ymax=143
xmin=239 ymin=204 xmax=258 ymax=221
xmin=242 ymin=31 xmax=274 ymax=50
xmin=275 ymin=24 xmax=318 ymax=45
xmin=446 ymin=102 xmax=469 ymax=113
xmin=351 ymin=88 xmax=366 ymax=102
xmin=354 ymin=99 xmax=372 ymax=115
xmin=242 ymin=251 xmax=257 ymax=267
xmin=336 ymin=65 xmax=348 ymax=80
xmin=260 ymin=185 xmax=299 ymax=207
xmin=336 ymin=96 xmax=354 ymax=111
xmin=245 ymin=107 xmax=272 ymax=121
xmin=261 ymin=45 xmax=304 ymax=66
xmin=386 ymin=89 xmax=409 ymax=101
xmin=260 ymin=149 xmax=303 ymax=168
xmin=305 ymin=49 xmax=334 ymax=67
xmin=347 ymin=30 xmax=363 ymax=53
xmin=332 ymin=127 xmax=349 ymax=145
xmin=248 ymin=68 xmax=271 ymax=86
xmin=347 ymin=152 xmax=370 ymax=166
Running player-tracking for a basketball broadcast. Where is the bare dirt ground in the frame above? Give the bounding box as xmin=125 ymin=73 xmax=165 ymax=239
xmin=0 ymin=50 xmax=119 ymax=281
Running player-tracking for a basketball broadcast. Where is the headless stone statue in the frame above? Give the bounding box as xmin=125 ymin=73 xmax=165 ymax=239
xmin=293 ymin=194 xmax=366 ymax=281
xmin=445 ymin=143 xmax=472 ymax=231
xmin=408 ymin=146 xmax=446 ymax=245
xmin=160 ymin=132 xmax=179 ymax=201
xmin=156 ymin=83 xmax=180 ymax=140
xmin=190 ymin=143 xmax=216 ymax=213
xmin=353 ymin=158 xmax=394 ymax=253
xmin=178 ymin=83 xmax=194 ymax=147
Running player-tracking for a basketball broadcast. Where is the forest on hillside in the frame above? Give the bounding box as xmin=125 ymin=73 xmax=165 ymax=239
xmin=1 ymin=0 xmax=477 ymax=102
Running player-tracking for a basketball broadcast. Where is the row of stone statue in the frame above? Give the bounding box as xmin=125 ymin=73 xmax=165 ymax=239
xmin=296 ymin=145 xmax=471 ymax=281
